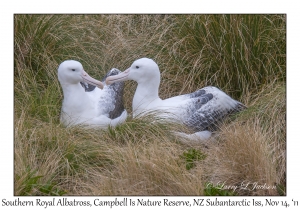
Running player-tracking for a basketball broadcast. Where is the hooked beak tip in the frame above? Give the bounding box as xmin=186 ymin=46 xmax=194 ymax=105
xmin=105 ymin=78 xmax=113 ymax=85
xmin=105 ymin=68 xmax=130 ymax=85
xmin=98 ymin=82 xmax=104 ymax=89
xmin=81 ymin=69 xmax=104 ymax=89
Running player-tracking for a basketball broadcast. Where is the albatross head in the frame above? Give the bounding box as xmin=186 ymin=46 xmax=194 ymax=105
xmin=105 ymin=58 xmax=160 ymax=85
xmin=58 ymin=60 xmax=103 ymax=89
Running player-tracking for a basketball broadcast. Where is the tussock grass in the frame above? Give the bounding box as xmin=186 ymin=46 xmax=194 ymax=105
xmin=84 ymin=138 xmax=204 ymax=195
xmin=14 ymin=14 xmax=285 ymax=195
xmin=205 ymin=122 xmax=279 ymax=195
xmin=204 ymin=82 xmax=286 ymax=195
xmin=168 ymin=15 xmax=285 ymax=100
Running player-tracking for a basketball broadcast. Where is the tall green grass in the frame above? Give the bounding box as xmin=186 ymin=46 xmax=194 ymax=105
xmin=168 ymin=15 xmax=285 ymax=99
xmin=14 ymin=14 xmax=286 ymax=195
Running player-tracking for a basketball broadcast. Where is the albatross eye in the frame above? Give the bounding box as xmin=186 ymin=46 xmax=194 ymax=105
xmin=136 ymin=66 xmax=139 ymax=69
xmin=71 ymin=69 xmax=75 ymax=71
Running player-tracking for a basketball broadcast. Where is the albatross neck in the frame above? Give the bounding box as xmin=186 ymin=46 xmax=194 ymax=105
xmin=132 ymin=79 xmax=161 ymax=110
xmin=60 ymin=82 xmax=96 ymax=122
xmin=61 ymin=83 xmax=90 ymax=107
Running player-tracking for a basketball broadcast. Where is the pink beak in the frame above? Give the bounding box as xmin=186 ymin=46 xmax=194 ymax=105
xmin=81 ymin=69 xmax=104 ymax=89
xmin=105 ymin=68 xmax=130 ymax=85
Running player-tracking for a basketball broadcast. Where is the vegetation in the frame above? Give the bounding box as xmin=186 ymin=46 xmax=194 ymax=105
xmin=181 ymin=149 xmax=206 ymax=170
xmin=204 ymin=182 xmax=237 ymax=196
xmin=14 ymin=14 xmax=286 ymax=195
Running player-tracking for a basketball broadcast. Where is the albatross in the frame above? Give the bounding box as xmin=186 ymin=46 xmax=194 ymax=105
xmin=58 ymin=60 xmax=127 ymax=128
xmin=105 ymin=58 xmax=246 ymax=140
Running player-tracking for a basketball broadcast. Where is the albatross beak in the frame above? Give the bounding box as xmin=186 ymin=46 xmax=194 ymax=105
xmin=81 ymin=69 xmax=104 ymax=89
xmin=105 ymin=68 xmax=130 ymax=85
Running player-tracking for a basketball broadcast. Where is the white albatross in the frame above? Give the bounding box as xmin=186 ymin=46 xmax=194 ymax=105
xmin=105 ymin=58 xmax=246 ymax=141
xmin=58 ymin=60 xmax=127 ymax=128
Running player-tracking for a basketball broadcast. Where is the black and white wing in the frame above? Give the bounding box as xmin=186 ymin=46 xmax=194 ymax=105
xmin=183 ymin=86 xmax=246 ymax=132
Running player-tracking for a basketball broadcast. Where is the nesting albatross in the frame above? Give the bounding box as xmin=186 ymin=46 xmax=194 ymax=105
xmin=58 ymin=60 xmax=127 ymax=128
xmin=105 ymin=58 xmax=246 ymax=140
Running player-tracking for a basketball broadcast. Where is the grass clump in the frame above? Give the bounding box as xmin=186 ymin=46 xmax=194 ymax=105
xmin=15 ymin=167 xmax=66 ymax=196
xmin=203 ymin=82 xmax=285 ymax=196
xmin=168 ymin=15 xmax=285 ymax=99
xmin=181 ymin=148 xmax=206 ymax=170
xmin=14 ymin=14 xmax=285 ymax=196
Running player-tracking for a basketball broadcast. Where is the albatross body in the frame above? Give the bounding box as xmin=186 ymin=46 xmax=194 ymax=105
xmin=58 ymin=60 xmax=127 ymax=128
xmin=105 ymin=58 xmax=246 ymax=140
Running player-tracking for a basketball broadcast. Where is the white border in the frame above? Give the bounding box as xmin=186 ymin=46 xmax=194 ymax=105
xmin=2 ymin=0 xmax=299 ymax=209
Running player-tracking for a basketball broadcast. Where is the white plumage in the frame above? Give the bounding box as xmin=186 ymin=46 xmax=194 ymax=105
xmin=58 ymin=60 xmax=127 ymax=128
xmin=106 ymin=58 xmax=246 ymax=140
